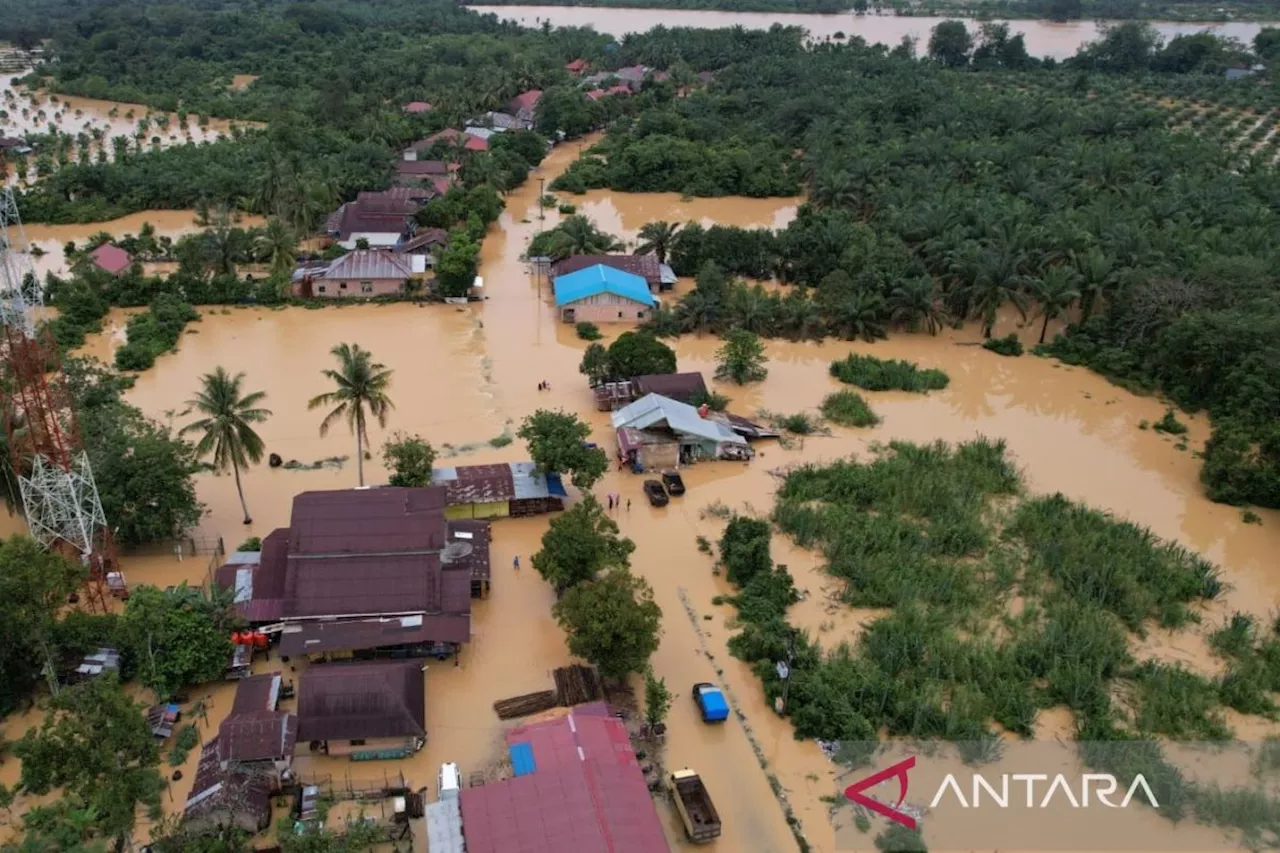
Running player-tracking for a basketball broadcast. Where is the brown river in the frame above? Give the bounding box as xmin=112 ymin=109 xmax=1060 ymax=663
xmin=3 ymin=137 xmax=1280 ymax=852
xmin=468 ymin=5 xmax=1276 ymax=58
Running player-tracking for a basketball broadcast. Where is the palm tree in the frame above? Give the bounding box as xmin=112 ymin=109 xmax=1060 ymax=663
xmin=308 ymin=343 xmax=395 ymax=487
xmin=257 ymin=219 xmax=297 ymax=278
xmin=833 ymin=290 xmax=888 ymax=342
xmin=1030 ymin=267 xmax=1082 ymax=344
xmin=181 ymin=368 xmax=272 ymax=525
xmin=635 ymin=221 xmax=682 ymax=264
xmin=888 ymin=276 xmax=947 ymax=335
xmin=545 ymin=216 xmax=623 ymax=260
xmin=967 ymin=247 xmax=1030 ymax=338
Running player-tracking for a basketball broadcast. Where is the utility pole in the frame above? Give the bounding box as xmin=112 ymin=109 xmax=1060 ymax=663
xmin=536 ymin=176 xmax=547 ymax=299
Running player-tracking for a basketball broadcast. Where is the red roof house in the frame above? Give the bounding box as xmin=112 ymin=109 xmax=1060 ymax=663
xmin=424 ymin=128 xmax=488 ymax=152
xmin=508 ymin=90 xmax=543 ymax=121
xmin=403 ymin=101 xmax=432 ymax=114
xmin=459 ymin=704 xmax=667 ymax=853
xmin=566 ymin=58 xmax=589 ymax=75
xmin=90 ymin=243 xmax=133 ymax=276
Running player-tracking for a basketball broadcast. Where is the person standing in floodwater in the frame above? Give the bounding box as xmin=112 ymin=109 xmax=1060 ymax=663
xmin=513 ymin=555 xmax=520 ymax=570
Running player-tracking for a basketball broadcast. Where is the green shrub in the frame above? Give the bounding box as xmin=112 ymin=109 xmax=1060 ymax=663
xmin=167 ymin=723 xmax=200 ymax=767
xmin=576 ymin=321 xmax=602 ymax=341
xmin=558 ymin=203 xmax=576 ymax=214
xmin=820 ymin=391 xmax=880 ymax=427
xmin=1154 ymin=409 xmax=1188 ymax=435
xmin=982 ymin=333 xmax=1024 ymax=357
xmin=114 ymin=295 xmax=199 ymax=371
xmin=829 ymin=353 xmax=949 ymax=392
xmin=689 ymin=389 xmax=730 ymax=412
xmin=235 ymin=536 xmax=262 ymax=552
xmin=719 ymin=516 xmax=772 ymax=586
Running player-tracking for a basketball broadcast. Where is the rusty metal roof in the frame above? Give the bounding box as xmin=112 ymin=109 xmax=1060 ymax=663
xmin=632 ymin=372 xmax=707 ymax=402
xmin=230 ymin=673 xmax=280 ymax=715
xmin=297 ymin=660 xmax=426 ymax=742
xmin=185 ymin=740 xmax=272 ymax=824
xmin=217 ymin=711 xmax=297 ymax=764
xmin=552 ymin=254 xmax=661 ymax=286
xmin=432 ymin=464 xmax=515 ymax=504
xmin=277 ymin=610 xmax=470 ymax=656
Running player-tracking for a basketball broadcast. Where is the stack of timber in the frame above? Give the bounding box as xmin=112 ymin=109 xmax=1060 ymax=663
xmin=554 ymin=665 xmax=604 ymax=706
xmin=493 ymin=690 xmax=557 ymax=720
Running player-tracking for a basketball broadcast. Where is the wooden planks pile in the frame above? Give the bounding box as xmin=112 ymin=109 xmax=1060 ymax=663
xmin=554 ymin=664 xmax=604 ymax=706
xmin=493 ymin=690 xmax=557 ymax=720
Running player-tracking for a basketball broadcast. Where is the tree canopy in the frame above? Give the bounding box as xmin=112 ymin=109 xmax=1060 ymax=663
xmin=532 ymin=496 xmax=635 ymax=591
xmin=553 ymin=566 xmax=663 ymax=681
xmin=13 ymin=676 xmax=165 ymax=849
xmin=518 ymin=409 xmax=609 ymax=491
xmin=382 ymin=433 xmax=437 ymax=487
xmin=120 ymin=584 xmax=235 ymax=699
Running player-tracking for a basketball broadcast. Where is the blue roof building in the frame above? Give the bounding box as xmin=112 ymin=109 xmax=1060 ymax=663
xmin=552 ymin=263 xmax=657 ymax=324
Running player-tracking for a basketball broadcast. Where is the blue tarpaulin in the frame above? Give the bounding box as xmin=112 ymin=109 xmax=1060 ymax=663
xmin=509 ymin=742 xmax=537 ymax=776
xmin=545 ymin=473 xmax=568 ymax=497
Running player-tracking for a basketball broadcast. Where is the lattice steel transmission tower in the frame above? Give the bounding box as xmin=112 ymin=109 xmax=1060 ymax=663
xmin=1 ymin=186 xmax=120 ymax=613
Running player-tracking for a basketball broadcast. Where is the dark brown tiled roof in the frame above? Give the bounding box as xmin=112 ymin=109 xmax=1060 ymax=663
xmin=446 ymin=520 xmax=491 ymax=582
xmin=297 ymin=660 xmax=426 ymax=742
xmin=217 ymin=711 xmax=297 ymax=763
xmin=285 ymin=552 xmax=442 ymax=617
xmin=287 ymin=488 xmax=447 ymax=555
xmin=632 ymin=372 xmax=708 ymax=402
xmin=230 ymin=673 xmax=280 ymax=715
xmin=552 ymin=254 xmax=661 ymax=287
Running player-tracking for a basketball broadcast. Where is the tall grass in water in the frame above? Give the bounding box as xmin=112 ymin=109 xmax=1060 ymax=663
xmin=722 ymin=435 xmax=1267 ymax=834
xmin=820 ymin=390 xmax=880 ymax=427
xmin=829 ymin=353 xmax=949 ymax=392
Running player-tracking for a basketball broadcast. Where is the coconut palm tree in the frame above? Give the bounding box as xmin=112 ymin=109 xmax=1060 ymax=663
xmin=308 ymin=343 xmax=395 ymax=487
xmin=635 ymin=221 xmax=682 ymax=264
xmin=1030 ymin=267 xmax=1082 ymax=344
xmin=181 ymin=368 xmax=272 ymax=525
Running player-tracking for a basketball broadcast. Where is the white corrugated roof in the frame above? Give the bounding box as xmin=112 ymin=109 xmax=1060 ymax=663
xmin=321 ymin=250 xmax=412 ymax=280
xmin=611 ymin=394 xmax=745 ymax=445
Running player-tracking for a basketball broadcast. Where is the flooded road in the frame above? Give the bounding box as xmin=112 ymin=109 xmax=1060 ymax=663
xmin=468 ymin=5 xmax=1277 ymax=58
xmin=0 ymin=139 xmax=1276 ymax=851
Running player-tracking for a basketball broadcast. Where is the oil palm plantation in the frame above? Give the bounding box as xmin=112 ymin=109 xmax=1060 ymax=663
xmin=889 ymin=276 xmax=948 ymax=335
xmin=635 ymin=221 xmax=682 ymax=264
xmin=308 ymin=343 xmax=395 ymax=487
xmin=181 ymin=368 xmax=272 ymax=525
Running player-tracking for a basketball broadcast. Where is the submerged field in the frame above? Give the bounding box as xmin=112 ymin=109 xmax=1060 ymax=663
xmin=718 ymin=436 xmax=1280 ymax=846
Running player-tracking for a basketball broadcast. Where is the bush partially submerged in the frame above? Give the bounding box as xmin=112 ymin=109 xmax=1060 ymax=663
xmin=829 ymin=353 xmax=949 ymax=392
xmin=820 ymin=390 xmax=880 ymax=427
xmin=982 ymin=333 xmax=1024 ymax=357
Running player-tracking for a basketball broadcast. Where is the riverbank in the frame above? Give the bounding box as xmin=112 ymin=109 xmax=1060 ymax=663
xmin=468 ymin=4 xmax=1277 ymax=56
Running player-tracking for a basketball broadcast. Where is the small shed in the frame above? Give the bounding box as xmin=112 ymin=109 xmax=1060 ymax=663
xmin=432 ymin=462 xmax=567 ymax=520
xmin=183 ymin=741 xmax=272 ymax=836
xmin=89 ymin=244 xmax=133 ymax=276
xmin=611 ymin=393 xmax=748 ymax=468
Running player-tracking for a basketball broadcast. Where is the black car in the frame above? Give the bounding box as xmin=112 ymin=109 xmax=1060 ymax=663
xmin=643 ymin=479 xmax=669 ymax=507
xmin=662 ymin=471 xmax=686 ymax=496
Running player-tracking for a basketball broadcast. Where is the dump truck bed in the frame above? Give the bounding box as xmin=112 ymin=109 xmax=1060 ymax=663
xmin=671 ymin=770 xmax=721 ymax=842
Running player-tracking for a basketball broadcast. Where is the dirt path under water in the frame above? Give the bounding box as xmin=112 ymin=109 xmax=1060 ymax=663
xmin=1 ymin=138 xmax=1277 ymax=851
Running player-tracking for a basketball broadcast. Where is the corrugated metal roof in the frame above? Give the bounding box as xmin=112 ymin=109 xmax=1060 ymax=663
xmin=285 ymin=552 xmax=441 ymax=617
xmin=217 ymin=711 xmax=297 ymax=763
xmin=286 ymin=488 xmax=445 ymax=555
xmin=277 ymin=609 xmax=470 ymax=656
xmin=632 ymin=372 xmax=707 ymax=402
xmin=427 ymin=798 xmax=464 ymax=853
xmin=460 ymin=710 xmax=667 ymax=853
xmin=230 ymin=673 xmax=280 ymax=714
xmin=552 ymin=254 xmax=661 ymax=286
xmin=321 ymin=250 xmax=413 ymax=281
xmin=553 ymin=265 xmax=656 ymax=308
xmin=90 ymin=244 xmax=132 ymax=275
xmin=297 ymin=660 xmax=426 ymax=742
xmin=611 ymin=393 xmax=745 ymax=445
xmin=446 ymin=520 xmax=491 ymax=581
xmin=432 ymin=463 xmax=514 ymax=504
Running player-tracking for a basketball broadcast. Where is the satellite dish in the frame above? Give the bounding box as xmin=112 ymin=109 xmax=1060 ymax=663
xmin=441 ymin=541 xmax=474 ymax=564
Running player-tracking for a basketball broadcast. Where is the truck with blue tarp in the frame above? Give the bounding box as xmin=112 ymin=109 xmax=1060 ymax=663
xmin=692 ymin=682 xmax=728 ymax=722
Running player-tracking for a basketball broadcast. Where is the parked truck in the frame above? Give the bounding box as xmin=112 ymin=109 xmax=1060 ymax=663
xmin=668 ymin=768 xmax=721 ymax=843
xmin=425 ymin=763 xmax=464 ymax=853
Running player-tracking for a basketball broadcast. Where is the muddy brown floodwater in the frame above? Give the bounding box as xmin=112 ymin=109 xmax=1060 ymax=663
xmin=1 ymin=137 xmax=1277 ymax=852
xmin=467 ymin=6 xmax=1278 ymax=60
